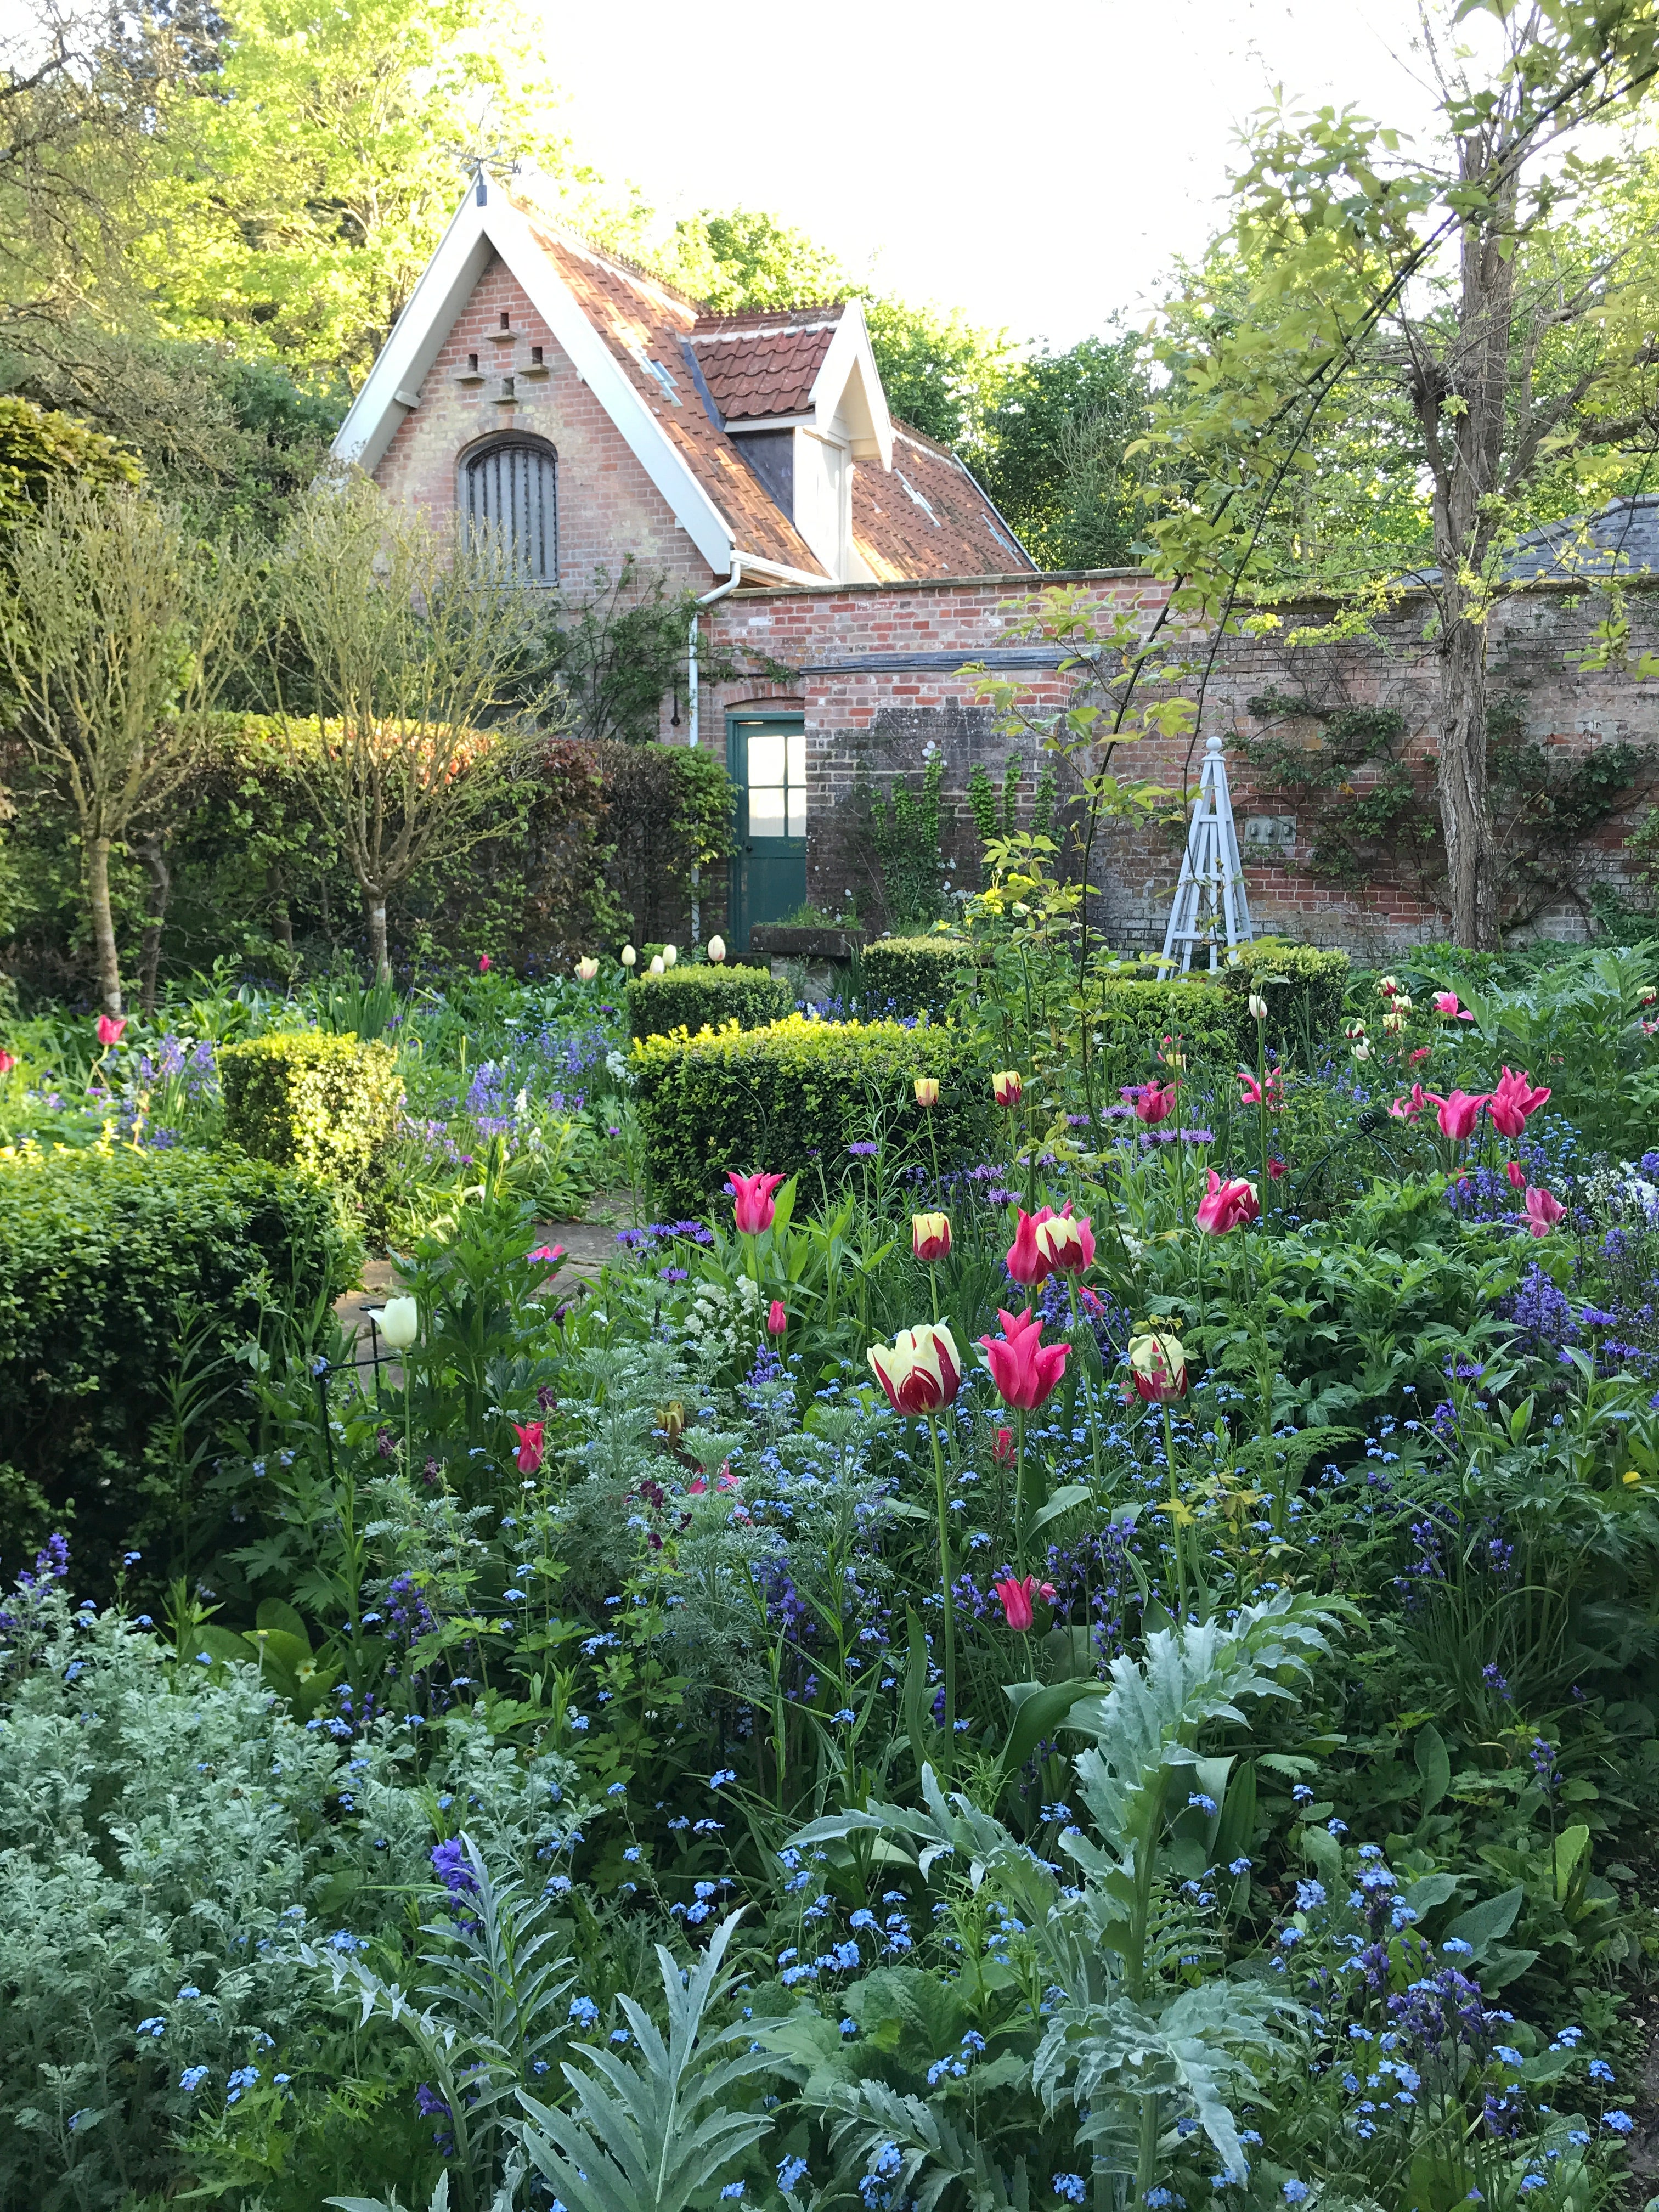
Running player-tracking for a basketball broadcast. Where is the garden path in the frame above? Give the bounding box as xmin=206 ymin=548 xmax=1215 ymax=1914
xmin=332 ymin=1200 xmax=637 ymax=1357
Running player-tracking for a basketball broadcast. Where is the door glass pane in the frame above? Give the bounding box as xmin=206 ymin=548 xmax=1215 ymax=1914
xmin=786 ymin=732 xmax=806 ymax=788
xmin=748 ymin=733 xmax=786 ymax=788
xmin=749 ymin=787 xmax=787 ymax=837
xmin=788 ymin=789 xmax=807 ymax=839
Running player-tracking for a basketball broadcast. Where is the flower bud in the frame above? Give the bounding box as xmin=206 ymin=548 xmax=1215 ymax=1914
xmin=620 ymin=944 xmax=637 ymax=967
xmin=1248 ymin=992 xmax=1268 ymax=1021
xmin=767 ymin=1300 xmax=788 ymax=1336
xmin=375 ymin=1296 xmax=419 ymax=1351
xmin=991 ymin=1069 xmax=1023 ymax=1108
xmin=662 ymin=943 xmax=678 ymax=968
xmin=707 ymin=935 xmax=726 ymax=963
xmin=911 ymin=1211 xmax=951 ymax=1263
xmin=913 ymin=1076 xmax=940 ymax=1108
xmin=649 ymin=954 xmax=665 ymax=975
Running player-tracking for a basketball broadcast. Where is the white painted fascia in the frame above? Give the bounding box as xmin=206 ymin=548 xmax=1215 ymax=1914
xmin=808 ymin=298 xmax=893 ymax=470
xmin=332 ymin=184 xmax=494 ymax=477
xmin=733 ymin=550 xmax=832 ymax=587
xmin=330 ymin=183 xmax=748 ymax=579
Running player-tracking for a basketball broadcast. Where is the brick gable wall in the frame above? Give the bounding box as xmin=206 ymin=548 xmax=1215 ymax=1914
xmin=373 ymin=253 xmax=719 ymax=599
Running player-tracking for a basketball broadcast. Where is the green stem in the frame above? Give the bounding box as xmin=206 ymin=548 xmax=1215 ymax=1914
xmin=1161 ymin=1398 xmax=1188 ymax=1621
xmin=926 ymin=1414 xmax=957 ymax=1742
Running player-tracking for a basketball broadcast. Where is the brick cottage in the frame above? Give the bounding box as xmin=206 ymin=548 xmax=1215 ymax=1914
xmin=335 ymin=177 xmax=1659 ymax=959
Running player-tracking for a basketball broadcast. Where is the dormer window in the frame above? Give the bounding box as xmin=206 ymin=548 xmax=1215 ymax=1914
xmin=461 ymin=433 xmax=557 ymax=583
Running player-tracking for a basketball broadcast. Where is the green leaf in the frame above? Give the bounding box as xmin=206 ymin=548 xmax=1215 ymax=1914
xmin=996 ymin=1678 xmax=1110 ymax=1793
xmin=1030 ymin=1483 xmax=1092 ymax=1533
xmin=1413 ymin=1723 xmax=1451 ymax=1815
xmin=256 ymin=1596 xmax=313 ymax=1649
xmin=1442 ymin=1884 xmax=1524 ymax=1959
xmin=1550 ymin=1824 xmax=1592 ymax=1903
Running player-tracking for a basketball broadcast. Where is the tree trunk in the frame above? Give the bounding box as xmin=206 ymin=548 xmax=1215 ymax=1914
xmin=1437 ymin=610 xmax=1496 ymax=949
xmin=86 ymin=833 xmax=122 ymax=1017
xmin=268 ymin=866 xmax=294 ymax=958
xmin=138 ymin=832 xmax=172 ymax=1017
xmin=363 ymin=888 xmax=390 ymax=982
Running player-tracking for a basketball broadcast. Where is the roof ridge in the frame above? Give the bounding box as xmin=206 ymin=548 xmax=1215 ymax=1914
xmin=890 ymin=417 xmax=969 ymax=464
xmin=506 ymin=188 xmax=712 ymax=315
xmin=691 ymin=303 xmax=847 ymax=333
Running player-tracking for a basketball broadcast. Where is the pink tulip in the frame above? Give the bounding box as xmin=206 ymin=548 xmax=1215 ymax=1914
xmin=978 ymin=1306 xmax=1070 ymax=1412
xmin=478 ymin=953 xmax=492 ymax=974
xmin=993 ymin=1425 xmax=1015 ymax=1465
xmin=1035 ymin=1204 xmax=1094 ymax=1276
xmin=1488 ymin=1065 xmax=1550 ymax=1139
xmin=1425 ymin=1089 xmax=1488 ymax=1143
xmin=96 ymin=1014 xmax=126 ymax=1046
xmin=0 ymin=1050 xmax=13 ymax=1075
xmin=1432 ymin=991 xmax=1475 ymax=1022
xmin=1505 ymin=1161 xmax=1526 ymax=1192
xmin=727 ymin=1170 xmax=786 ymax=1235
xmin=528 ymin=1244 xmax=566 ymax=1266
xmin=513 ymin=1420 xmax=545 ymax=1474
xmin=1005 ymin=1207 xmax=1057 ymax=1288
xmin=1194 ymin=1169 xmax=1259 ymax=1235
xmin=1238 ymin=1068 xmax=1283 ymax=1110
xmin=993 ymin=1575 xmax=1037 ymax=1632
xmin=1389 ymin=1084 xmax=1430 ymax=1122
xmin=1523 ymin=1186 xmax=1565 ymax=1237
xmin=767 ymin=1299 xmax=788 ymax=1336
xmin=1127 ymin=1079 xmax=1179 ymax=1126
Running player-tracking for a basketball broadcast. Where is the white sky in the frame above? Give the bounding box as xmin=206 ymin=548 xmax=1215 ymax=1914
xmin=529 ymin=0 xmax=1446 ymax=347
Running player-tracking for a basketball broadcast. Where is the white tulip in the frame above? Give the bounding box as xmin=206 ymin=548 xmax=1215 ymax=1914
xmin=374 ymin=1296 xmax=419 ymax=1350
xmin=575 ymin=956 xmax=599 ymax=982
xmin=1248 ymin=992 xmax=1268 ymax=1020
xmin=620 ymin=944 xmax=637 ymax=968
xmin=649 ymin=954 xmax=665 ymax=975
xmin=707 ymin=935 xmax=726 ymax=963
xmin=662 ymin=943 xmax=678 ymax=968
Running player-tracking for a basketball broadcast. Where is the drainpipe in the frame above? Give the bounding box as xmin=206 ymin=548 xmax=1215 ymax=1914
xmin=687 ymin=555 xmax=743 ymax=941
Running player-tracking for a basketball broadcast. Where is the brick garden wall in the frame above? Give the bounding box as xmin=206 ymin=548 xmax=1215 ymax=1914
xmin=705 ymin=572 xmax=1659 ymax=956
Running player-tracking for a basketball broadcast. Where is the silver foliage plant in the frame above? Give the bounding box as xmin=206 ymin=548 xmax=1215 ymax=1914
xmin=788 ymin=1589 xmax=1352 ymax=2208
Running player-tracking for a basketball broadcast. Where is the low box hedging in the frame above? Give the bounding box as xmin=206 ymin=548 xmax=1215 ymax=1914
xmin=1219 ymin=938 xmax=1351 ymax=1054
xmin=1092 ymin=978 xmax=1254 ymax=1091
xmin=633 ymin=1015 xmax=989 ymax=1215
xmin=861 ymin=936 xmax=977 ymax=1020
xmin=220 ymin=1031 xmax=403 ymax=1206
xmin=627 ymin=964 xmax=789 ymax=1042
xmin=0 ymin=1146 xmax=358 ymax=1585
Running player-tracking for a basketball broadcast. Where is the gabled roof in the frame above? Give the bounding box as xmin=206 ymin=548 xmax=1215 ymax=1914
xmin=854 ymin=424 xmax=1035 ymax=580
xmin=1403 ymin=495 xmax=1659 ymax=587
xmin=332 ymin=177 xmax=1030 ymax=585
xmin=689 ymin=309 xmax=840 ymax=421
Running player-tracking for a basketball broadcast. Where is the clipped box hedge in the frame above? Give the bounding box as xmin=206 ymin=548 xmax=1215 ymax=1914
xmin=627 ymin=964 xmax=790 ymax=1042
xmin=221 ymin=1031 xmax=403 ymax=1227
xmin=0 ymin=1146 xmax=358 ymax=1586
xmin=1091 ymin=978 xmax=1254 ymax=1091
xmin=633 ymin=1014 xmax=989 ymax=1215
xmin=1217 ymin=938 xmax=1351 ymax=1054
xmin=861 ymin=936 xmax=977 ymax=1020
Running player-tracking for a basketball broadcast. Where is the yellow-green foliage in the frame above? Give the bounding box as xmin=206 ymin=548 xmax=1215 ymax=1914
xmin=627 ymin=964 xmax=789 ymax=1042
xmin=219 ymin=1031 xmax=404 ymax=1199
xmin=633 ymin=1013 xmax=988 ymax=1214
xmin=861 ymin=936 xmax=977 ymax=1020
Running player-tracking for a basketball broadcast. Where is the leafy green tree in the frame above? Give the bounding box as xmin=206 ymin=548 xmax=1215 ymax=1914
xmin=978 ymin=335 xmax=1152 ymax=570
xmin=1141 ymin=1 xmax=1659 ymax=948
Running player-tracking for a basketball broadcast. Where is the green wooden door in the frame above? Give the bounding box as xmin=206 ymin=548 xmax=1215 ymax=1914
xmin=727 ymin=712 xmax=806 ymax=952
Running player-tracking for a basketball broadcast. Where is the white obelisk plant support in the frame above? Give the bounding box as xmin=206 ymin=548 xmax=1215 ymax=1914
xmin=1161 ymin=731 xmax=1254 ymax=972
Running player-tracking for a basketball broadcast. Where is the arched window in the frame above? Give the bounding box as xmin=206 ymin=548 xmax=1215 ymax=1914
xmin=461 ymin=435 xmax=558 ymax=583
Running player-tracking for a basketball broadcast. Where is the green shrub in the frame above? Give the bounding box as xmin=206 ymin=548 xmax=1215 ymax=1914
xmin=220 ymin=1031 xmax=403 ymax=1222
xmin=633 ymin=1014 xmax=989 ymax=1215
xmin=626 ymin=964 xmax=789 ymax=1042
xmin=1092 ymin=979 xmax=1253 ymax=1092
xmin=1219 ymin=938 xmax=1351 ymax=1056
xmin=861 ymin=936 xmax=978 ymax=1020
xmin=0 ymin=1146 xmax=357 ymax=1582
